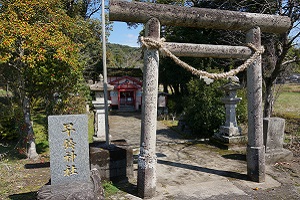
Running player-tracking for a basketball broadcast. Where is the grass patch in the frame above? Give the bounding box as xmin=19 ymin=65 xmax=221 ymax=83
xmin=102 ymin=181 xmax=120 ymax=197
xmin=161 ymin=119 xmax=178 ymax=128
xmin=277 ymin=83 xmax=300 ymax=93
xmin=273 ymin=83 xmax=300 ymax=119
xmin=32 ymin=112 xmax=48 ymax=154
xmin=273 ymin=84 xmax=300 ymax=145
xmin=273 ymin=92 xmax=300 ymax=119
xmin=0 ymin=157 xmax=50 ymax=200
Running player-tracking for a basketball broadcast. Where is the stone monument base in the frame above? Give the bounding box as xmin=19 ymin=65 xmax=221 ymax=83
xmin=265 ymin=149 xmax=293 ymax=165
xmin=90 ymin=140 xmax=133 ymax=182
xmin=37 ymin=169 xmax=104 ymax=200
xmin=211 ymin=132 xmax=247 ymax=151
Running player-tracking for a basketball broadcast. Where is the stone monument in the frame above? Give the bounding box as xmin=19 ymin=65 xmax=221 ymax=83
xmin=37 ymin=114 xmax=104 ymax=200
xmin=90 ymin=74 xmax=114 ymax=141
xmin=48 ymin=114 xmax=90 ymax=184
xmin=263 ymin=117 xmax=293 ymax=164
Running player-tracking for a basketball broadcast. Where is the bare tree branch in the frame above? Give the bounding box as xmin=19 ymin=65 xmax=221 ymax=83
xmin=282 ymin=56 xmax=300 ymax=65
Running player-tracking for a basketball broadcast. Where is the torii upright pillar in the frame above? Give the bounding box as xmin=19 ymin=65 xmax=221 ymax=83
xmin=246 ymin=27 xmax=265 ymax=182
xmin=137 ymin=18 xmax=160 ymax=198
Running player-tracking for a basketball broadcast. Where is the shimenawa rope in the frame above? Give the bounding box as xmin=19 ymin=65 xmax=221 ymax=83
xmin=140 ymin=36 xmax=264 ymax=82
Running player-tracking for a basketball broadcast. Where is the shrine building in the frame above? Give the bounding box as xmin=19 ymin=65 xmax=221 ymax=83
xmin=107 ymin=68 xmax=143 ymax=111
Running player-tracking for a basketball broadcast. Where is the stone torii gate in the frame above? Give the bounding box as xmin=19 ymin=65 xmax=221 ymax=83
xmin=109 ymin=1 xmax=291 ymax=198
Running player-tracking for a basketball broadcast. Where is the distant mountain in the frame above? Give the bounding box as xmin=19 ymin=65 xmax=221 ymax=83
xmin=107 ymin=43 xmax=143 ymax=69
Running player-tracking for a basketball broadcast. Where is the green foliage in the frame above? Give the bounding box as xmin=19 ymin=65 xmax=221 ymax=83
xmin=51 ymin=77 xmax=90 ymax=115
xmin=183 ymin=78 xmax=248 ymax=137
xmin=102 ymin=181 xmax=119 ymax=197
xmin=107 ymin=43 xmax=143 ymax=69
xmin=0 ymin=0 xmax=102 ymax=143
xmin=183 ymin=78 xmax=226 ymax=137
xmin=0 ymin=101 xmax=23 ymax=140
xmin=167 ymin=94 xmax=184 ymax=114
xmin=236 ymin=88 xmax=248 ymax=124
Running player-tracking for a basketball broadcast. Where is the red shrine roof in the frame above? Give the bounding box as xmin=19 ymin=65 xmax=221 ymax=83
xmin=109 ymin=76 xmax=142 ymax=90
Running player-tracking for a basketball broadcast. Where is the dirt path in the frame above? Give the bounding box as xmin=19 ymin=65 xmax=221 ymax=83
xmin=108 ymin=112 xmax=300 ymax=200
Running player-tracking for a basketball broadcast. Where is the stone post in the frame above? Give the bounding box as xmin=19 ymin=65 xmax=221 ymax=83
xmin=137 ymin=18 xmax=160 ymax=199
xmin=246 ymin=27 xmax=265 ymax=182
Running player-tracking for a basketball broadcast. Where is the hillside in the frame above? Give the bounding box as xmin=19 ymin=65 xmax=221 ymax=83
xmin=107 ymin=43 xmax=143 ymax=69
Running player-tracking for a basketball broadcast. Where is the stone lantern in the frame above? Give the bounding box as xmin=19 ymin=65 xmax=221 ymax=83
xmin=90 ymin=74 xmax=114 ymax=141
xmin=219 ymin=82 xmax=242 ymax=137
xmin=213 ymin=79 xmax=246 ymax=149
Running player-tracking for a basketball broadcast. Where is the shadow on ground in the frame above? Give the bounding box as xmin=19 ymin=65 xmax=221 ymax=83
xmin=157 ymin=159 xmax=248 ymax=181
xmin=25 ymin=162 xmax=50 ymax=169
xmin=222 ymin=153 xmax=246 ymax=161
xmin=9 ymin=192 xmax=37 ymax=200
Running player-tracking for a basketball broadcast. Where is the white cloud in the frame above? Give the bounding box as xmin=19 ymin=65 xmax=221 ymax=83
xmin=127 ymin=34 xmax=136 ymax=39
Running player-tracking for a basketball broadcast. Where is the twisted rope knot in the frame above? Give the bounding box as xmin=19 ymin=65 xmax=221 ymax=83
xmin=140 ymin=36 xmax=265 ymax=82
xmin=140 ymin=36 xmax=166 ymax=50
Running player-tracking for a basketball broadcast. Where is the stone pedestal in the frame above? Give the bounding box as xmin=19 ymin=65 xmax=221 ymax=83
xmin=213 ymin=82 xmax=246 ymax=150
xmin=93 ymin=99 xmax=106 ymax=141
xmin=263 ymin=117 xmax=293 ymax=164
xmin=89 ymin=140 xmax=133 ymax=182
xmin=212 ymin=132 xmax=247 ymax=151
xmin=37 ymin=169 xmax=104 ymax=200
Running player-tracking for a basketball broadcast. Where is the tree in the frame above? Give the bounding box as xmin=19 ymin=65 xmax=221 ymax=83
xmin=183 ymin=78 xmax=225 ymax=137
xmin=63 ymin=0 xmax=102 ymax=19
xmin=0 ymin=0 xmax=90 ymax=159
xmin=147 ymin=0 xmax=300 ymax=117
xmin=187 ymin=0 xmax=300 ymax=117
xmin=259 ymin=0 xmax=300 ymax=117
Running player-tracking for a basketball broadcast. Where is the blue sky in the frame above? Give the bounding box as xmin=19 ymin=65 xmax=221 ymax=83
xmin=108 ymin=22 xmax=142 ymax=47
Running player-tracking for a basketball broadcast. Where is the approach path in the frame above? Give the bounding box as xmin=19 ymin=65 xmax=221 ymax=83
xmin=108 ymin=112 xmax=300 ymax=200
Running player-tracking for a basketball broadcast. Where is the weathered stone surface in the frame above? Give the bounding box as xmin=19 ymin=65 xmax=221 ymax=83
xmin=263 ymin=117 xmax=293 ymax=164
xmin=247 ymin=146 xmax=265 ymax=183
xmin=246 ymin=27 xmax=265 ymax=183
xmin=109 ymin=0 xmax=291 ymax=33
xmin=263 ymin=117 xmax=285 ymax=151
xmin=212 ymin=132 xmax=247 ymax=151
xmin=48 ymin=114 xmax=90 ymax=185
xmin=137 ymin=18 xmax=160 ymax=199
xmin=90 ymin=140 xmax=133 ymax=182
xmin=37 ymin=169 xmax=104 ymax=200
xmin=165 ymin=42 xmax=252 ymax=59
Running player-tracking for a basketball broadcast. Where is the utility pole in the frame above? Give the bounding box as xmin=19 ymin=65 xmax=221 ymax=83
xmin=101 ymin=0 xmax=110 ymax=146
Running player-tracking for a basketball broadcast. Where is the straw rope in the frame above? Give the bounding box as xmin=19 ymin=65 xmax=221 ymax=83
xmin=140 ymin=36 xmax=265 ymax=80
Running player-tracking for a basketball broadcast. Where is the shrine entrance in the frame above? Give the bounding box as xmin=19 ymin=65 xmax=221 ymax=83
xmin=109 ymin=0 xmax=291 ymax=198
xmin=120 ymin=91 xmax=134 ymax=108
